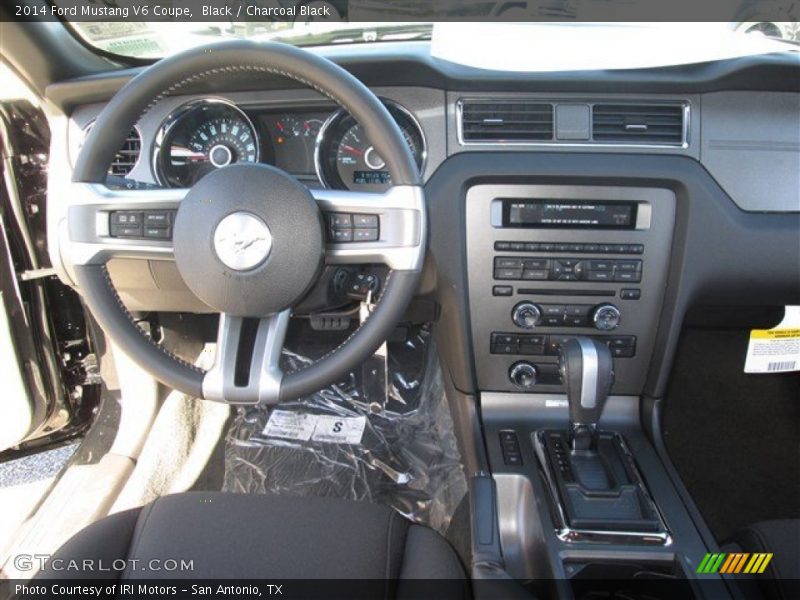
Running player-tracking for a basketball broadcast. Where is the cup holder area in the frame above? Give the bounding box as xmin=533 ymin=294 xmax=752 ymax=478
xmin=565 ymin=557 xmax=698 ymax=600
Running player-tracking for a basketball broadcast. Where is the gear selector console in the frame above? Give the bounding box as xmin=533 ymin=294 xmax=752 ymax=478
xmin=533 ymin=336 xmax=669 ymax=543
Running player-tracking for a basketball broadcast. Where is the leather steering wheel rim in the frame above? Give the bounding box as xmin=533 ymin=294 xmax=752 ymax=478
xmin=71 ymin=41 xmax=426 ymax=404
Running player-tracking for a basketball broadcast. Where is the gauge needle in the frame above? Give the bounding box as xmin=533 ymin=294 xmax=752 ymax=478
xmin=171 ymin=146 xmax=206 ymax=159
xmin=340 ymin=144 xmax=364 ymax=156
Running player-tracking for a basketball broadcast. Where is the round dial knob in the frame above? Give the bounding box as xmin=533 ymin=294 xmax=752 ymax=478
xmin=592 ymin=303 xmax=622 ymax=331
xmin=512 ymin=302 xmax=542 ymax=329
xmin=509 ymin=362 xmax=538 ymax=389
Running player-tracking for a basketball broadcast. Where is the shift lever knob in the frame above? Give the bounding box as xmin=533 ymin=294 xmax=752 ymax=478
xmin=559 ymin=337 xmax=614 ymax=449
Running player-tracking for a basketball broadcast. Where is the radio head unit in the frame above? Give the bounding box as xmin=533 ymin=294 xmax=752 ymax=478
xmin=502 ymin=199 xmax=638 ymax=229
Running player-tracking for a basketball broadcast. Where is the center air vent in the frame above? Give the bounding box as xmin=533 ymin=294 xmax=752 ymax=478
xmin=592 ymin=104 xmax=685 ymax=145
xmin=81 ymin=123 xmax=142 ymax=176
xmin=460 ymin=101 xmax=554 ymax=142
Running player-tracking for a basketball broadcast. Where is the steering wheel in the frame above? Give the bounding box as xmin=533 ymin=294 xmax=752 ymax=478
xmin=66 ymin=41 xmax=426 ymax=404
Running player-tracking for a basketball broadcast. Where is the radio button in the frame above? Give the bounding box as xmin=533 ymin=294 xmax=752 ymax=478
xmin=614 ymin=271 xmax=642 ymax=283
xmin=493 ymin=286 xmax=513 ymax=297
xmin=521 ymin=270 xmax=548 ymax=280
xmin=494 ymin=241 xmax=512 ymax=251
xmin=524 ymin=242 xmax=540 ymax=251
xmin=542 ymin=305 xmax=565 ymax=316
xmin=615 ymin=260 xmax=642 ymax=272
xmin=519 ymin=339 xmax=546 ymax=355
xmin=584 ymin=244 xmax=600 ymax=253
xmin=565 ymin=305 xmax=590 ymax=316
xmin=628 ymin=244 xmax=645 ymax=254
xmin=540 ymin=243 xmax=555 ymax=252
xmin=620 ymin=288 xmax=641 ymax=300
xmin=542 ymin=315 xmax=563 ymax=326
xmin=586 ymin=271 xmax=613 ymax=282
xmin=495 ymin=257 xmax=524 ymax=269
xmin=565 ymin=315 xmax=589 ymax=327
xmin=510 ymin=242 xmax=526 ymax=251
xmin=556 ymin=274 xmax=579 ymax=281
xmin=495 ymin=268 xmax=523 ymax=280
xmin=587 ymin=259 xmax=614 ymax=271
xmin=522 ymin=258 xmax=549 ymax=269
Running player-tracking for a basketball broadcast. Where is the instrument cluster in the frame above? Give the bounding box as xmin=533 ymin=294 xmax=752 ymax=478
xmin=153 ymin=98 xmax=425 ymax=192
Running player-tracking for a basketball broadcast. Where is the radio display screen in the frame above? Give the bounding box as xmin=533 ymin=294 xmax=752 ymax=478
xmin=503 ymin=199 xmax=637 ymax=229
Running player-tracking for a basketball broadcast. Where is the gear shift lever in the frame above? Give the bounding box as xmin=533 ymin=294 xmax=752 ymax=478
xmin=559 ymin=337 xmax=614 ymax=452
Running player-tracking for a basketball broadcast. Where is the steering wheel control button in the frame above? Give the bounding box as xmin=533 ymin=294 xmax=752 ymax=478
xmin=213 ymin=212 xmax=273 ymax=271
xmin=353 ymin=214 xmax=379 ymax=228
xmin=143 ymin=227 xmax=171 ymax=240
xmin=173 ymin=163 xmax=324 ymax=316
xmin=109 ymin=210 xmax=176 ymax=239
xmin=324 ymin=211 xmax=380 ymax=243
xmin=353 ymin=228 xmax=379 ymax=242
xmin=329 ymin=213 xmax=352 ymax=228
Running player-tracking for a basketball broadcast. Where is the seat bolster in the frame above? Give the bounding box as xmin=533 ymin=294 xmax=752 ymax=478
xmin=36 ymin=508 xmax=143 ymax=580
xmin=727 ymin=519 xmax=800 ymax=600
xmin=396 ymin=525 xmax=468 ymax=600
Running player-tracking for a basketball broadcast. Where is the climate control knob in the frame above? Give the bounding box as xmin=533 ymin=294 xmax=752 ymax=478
xmin=511 ymin=302 xmax=542 ymax=329
xmin=592 ymin=303 xmax=622 ymax=331
xmin=509 ymin=362 xmax=538 ymax=389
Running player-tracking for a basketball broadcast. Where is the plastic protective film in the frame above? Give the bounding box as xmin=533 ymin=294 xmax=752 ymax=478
xmin=223 ymin=326 xmax=467 ymax=535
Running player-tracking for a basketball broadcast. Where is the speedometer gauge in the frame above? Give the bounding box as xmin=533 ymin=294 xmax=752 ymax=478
xmin=315 ymin=101 xmax=425 ymax=192
xmin=154 ymin=99 xmax=259 ymax=188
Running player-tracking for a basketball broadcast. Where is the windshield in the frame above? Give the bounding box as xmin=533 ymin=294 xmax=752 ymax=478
xmin=71 ymin=22 xmax=434 ymax=59
xmin=70 ymin=20 xmax=797 ymax=63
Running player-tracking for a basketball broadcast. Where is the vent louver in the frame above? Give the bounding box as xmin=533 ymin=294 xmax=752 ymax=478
xmin=82 ymin=124 xmax=142 ymax=176
xmin=460 ymin=101 xmax=554 ymax=142
xmin=592 ymin=104 xmax=685 ymax=145
xmin=108 ymin=128 xmax=142 ymax=176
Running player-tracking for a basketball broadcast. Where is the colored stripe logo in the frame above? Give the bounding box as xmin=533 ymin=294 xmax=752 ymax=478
xmin=697 ymin=553 xmax=773 ymax=574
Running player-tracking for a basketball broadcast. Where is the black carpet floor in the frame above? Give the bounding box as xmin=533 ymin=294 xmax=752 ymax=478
xmin=663 ymin=329 xmax=800 ymax=543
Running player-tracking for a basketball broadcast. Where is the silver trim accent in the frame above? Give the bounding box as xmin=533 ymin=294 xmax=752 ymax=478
xmin=212 ymin=212 xmax=272 ymax=271
xmin=202 ymin=310 xmax=290 ymax=405
xmin=576 ymin=336 xmax=598 ymax=410
xmin=63 ymin=183 xmax=186 ymax=266
xmin=456 ymin=98 xmax=690 ymax=149
xmin=152 ymin=97 xmax=261 ymax=187
xmin=314 ymin=99 xmax=427 ymax=190
xmin=62 ymin=182 xmax=426 ymax=272
xmin=533 ymin=429 xmax=672 ymax=546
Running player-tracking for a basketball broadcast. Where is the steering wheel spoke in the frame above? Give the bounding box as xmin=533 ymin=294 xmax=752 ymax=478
xmin=63 ymin=182 xmax=186 ymax=266
xmin=202 ymin=310 xmax=291 ymax=405
xmin=313 ymin=185 xmax=425 ymax=271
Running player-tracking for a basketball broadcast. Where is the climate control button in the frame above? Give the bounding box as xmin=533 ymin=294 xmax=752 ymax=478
xmin=592 ymin=303 xmax=622 ymax=331
xmin=512 ymin=302 xmax=542 ymax=329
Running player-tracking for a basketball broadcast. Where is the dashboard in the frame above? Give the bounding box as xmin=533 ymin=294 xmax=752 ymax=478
xmin=49 ymin=43 xmax=800 ymax=401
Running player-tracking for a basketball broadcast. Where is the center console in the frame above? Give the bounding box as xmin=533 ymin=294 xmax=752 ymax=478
xmin=464 ymin=184 xmax=727 ymax=598
xmin=466 ymin=184 xmax=676 ymax=395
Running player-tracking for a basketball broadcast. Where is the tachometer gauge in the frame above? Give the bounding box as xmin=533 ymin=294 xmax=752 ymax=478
xmin=154 ymin=99 xmax=260 ymax=188
xmin=315 ymin=101 xmax=425 ymax=192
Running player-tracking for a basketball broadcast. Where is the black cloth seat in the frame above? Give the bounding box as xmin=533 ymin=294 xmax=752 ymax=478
xmin=723 ymin=519 xmax=800 ymax=600
xmin=39 ymin=492 xmax=467 ymax=594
